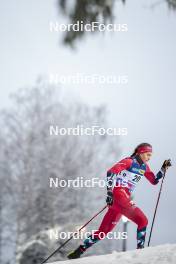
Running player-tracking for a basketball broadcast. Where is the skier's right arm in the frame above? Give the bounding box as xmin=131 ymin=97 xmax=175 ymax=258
xmin=106 ymin=158 xmax=133 ymax=190
xmin=106 ymin=158 xmax=132 ymax=206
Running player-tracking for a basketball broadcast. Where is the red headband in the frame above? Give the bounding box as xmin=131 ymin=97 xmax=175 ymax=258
xmin=137 ymin=145 xmax=152 ymax=154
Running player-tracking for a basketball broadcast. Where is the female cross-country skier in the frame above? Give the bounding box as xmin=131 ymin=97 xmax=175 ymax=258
xmin=67 ymin=143 xmax=171 ymax=259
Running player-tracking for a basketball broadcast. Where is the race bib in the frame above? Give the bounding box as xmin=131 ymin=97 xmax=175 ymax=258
xmin=116 ymin=170 xmax=142 ymax=192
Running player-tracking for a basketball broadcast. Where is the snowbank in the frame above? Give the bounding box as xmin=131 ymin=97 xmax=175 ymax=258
xmin=49 ymin=244 xmax=176 ymax=264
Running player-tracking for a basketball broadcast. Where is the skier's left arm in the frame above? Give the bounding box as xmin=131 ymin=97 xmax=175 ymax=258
xmin=144 ymin=159 xmax=172 ymax=185
xmin=144 ymin=165 xmax=163 ymax=185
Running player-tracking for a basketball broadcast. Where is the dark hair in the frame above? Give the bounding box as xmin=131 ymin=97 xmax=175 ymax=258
xmin=130 ymin=143 xmax=152 ymax=157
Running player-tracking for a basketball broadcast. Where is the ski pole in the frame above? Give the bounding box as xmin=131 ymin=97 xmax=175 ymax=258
xmin=147 ymin=171 xmax=166 ymax=247
xmin=41 ymin=205 xmax=107 ymax=264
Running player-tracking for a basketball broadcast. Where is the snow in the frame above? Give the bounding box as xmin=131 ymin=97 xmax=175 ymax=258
xmin=49 ymin=244 xmax=176 ymax=264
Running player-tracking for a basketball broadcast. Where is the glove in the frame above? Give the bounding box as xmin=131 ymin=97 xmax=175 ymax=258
xmin=106 ymin=190 xmax=113 ymax=206
xmin=155 ymin=159 xmax=172 ymax=183
xmin=161 ymin=159 xmax=172 ymax=173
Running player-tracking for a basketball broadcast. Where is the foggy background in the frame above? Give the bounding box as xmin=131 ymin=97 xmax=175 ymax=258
xmin=0 ymin=0 xmax=176 ymax=263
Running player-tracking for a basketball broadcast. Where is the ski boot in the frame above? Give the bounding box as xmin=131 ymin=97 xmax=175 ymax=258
xmin=67 ymin=245 xmax=85 ymax=259
xmin=137 ymin=244 xmax=144 ymax=249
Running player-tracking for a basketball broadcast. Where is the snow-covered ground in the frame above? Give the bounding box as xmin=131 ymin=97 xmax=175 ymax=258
xmin=49 ymin=244 xmax=176 ymax=264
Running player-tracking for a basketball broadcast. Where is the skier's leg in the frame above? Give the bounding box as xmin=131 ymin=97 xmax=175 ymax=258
xmin=68 ymin=203 xmax=122 ymax=258
xmin=122 ymin=206 xmax=148 ymax=248
xmin=114 ymin=188 xmax=148 ymax=248
xmin=95 ymin=206 xmax=122 ymax=236
xmin=80 ymin=206 xmax=121 ymax=251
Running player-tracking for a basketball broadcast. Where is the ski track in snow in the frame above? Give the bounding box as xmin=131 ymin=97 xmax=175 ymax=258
xmin=49 ymin=244 xmax=176 ymax=264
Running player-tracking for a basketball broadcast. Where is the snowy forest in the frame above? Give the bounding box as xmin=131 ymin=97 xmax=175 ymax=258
xmin=0 ymin=82 xmax=121 ymax=263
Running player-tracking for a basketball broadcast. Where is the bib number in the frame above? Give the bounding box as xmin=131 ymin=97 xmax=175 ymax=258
xmin=132 ymin=175 xmax=141 ymax=183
